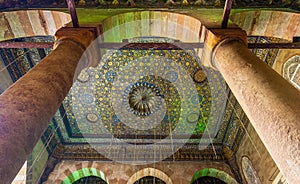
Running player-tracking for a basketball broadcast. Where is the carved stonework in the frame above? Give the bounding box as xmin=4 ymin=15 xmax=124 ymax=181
xmin=51 ymin=144 xmax=225 ymax=161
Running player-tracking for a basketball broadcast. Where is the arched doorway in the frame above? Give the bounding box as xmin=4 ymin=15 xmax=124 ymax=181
xmin=62 ymin=168 xmax=109 ymax=184
xmin=127 ymin=168 xmax=172 ymax=184
xmin=133 ymin=176 xmax=166 ymax=184
xmin=73 ymin=176 xmax=107 ymax=184
xmin=191 ymin=168 xmax=238 ymax=184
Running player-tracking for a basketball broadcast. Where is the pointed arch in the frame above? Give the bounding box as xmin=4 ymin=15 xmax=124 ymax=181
xmin=101 ymin=11 xmax=202 ymax=43
xmin=62 ymin=168 xmax=109 ymax=184
xmin=191 ymin=168 xmax=238 ymax=184
xmin=127 ymin=168 xmax=172 ymax=184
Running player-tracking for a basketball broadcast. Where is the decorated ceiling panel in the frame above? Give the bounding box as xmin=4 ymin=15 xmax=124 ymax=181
xmin=0 ymin=35 xmax=279 ymax=163
xmin=61 ymin=37 xmax=225 ymax=141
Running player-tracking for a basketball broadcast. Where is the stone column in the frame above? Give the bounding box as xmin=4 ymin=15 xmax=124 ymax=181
xmin=0 ymin=27 xmax=95 ymax=184
xmin=206 ymin=29 xmax=300 ymax=183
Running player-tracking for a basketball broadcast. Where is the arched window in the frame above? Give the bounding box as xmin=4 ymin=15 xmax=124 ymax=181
xmin=241 ymin=156 xmax=261 ymax=184
xmin=283 ymin=55 xmax=300 ymax=90
xmin=73 ymin=176 xmax=107 ymax=184
xmin=133 ymin=176 xmax=166 ymax=184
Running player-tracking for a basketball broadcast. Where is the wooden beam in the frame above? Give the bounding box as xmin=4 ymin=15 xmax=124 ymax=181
xmin=0 ymin=42 xmax=54 ymax=48
xmin=66 ymin=0 xmax=79 ymax=28
xmin=98 ymin=42 xmax=204 ymax=49
xmin=1 ymin=41 xmax=300 ymax=49
xmin=221 ymin=0 xmax=233 ymax=28
xmin=248 ymin=42 xmax=300 ymax=49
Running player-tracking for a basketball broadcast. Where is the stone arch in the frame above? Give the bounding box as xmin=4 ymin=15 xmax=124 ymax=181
xmin=127 ymin=168 xmax=172 ymax=184
xmin=0 ymin=10 xmax=70 ymax=41
xmin=62 ymin=168 xmax=109 ymax=184
xmin=191 ymin=168 xmax=238 ymax=184
xmin=101 ymin=11 xmax=202 ymax=43
xmin=230 ymin=10 xmax=300 ymax=41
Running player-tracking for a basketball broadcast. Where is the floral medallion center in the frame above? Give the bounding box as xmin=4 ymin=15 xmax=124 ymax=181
xmin=128 ymin=82 xmax=161 ymax=117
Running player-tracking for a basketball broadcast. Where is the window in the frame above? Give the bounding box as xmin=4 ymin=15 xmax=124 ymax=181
xmin=283 ymin=55 xmax=300 ymax=90
xmin=241 ymin=156 xmax=261 ymax=184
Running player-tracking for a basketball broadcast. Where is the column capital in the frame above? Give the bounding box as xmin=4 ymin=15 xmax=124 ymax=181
xmin=55 ymin=26 xmax=101 ymax=68
xmin=202 ymin=27 xmax=247 ymax=68
xmin=55 ymin=27 xmax=97 ymax=49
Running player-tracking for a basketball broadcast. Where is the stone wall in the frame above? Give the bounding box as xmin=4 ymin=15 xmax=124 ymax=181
xmin=236 ymin=123 xmax=278 ymax=184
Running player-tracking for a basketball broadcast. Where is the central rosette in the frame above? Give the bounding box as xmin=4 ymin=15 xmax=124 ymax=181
xmin=128 ymin=82 xmax=161 ymax=116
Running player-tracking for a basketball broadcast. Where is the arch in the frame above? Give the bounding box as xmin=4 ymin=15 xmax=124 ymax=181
xmin=127 ymin=168 xmax=172 ymax=184
xmin=62 ymin=168 xmax=109 ymax=184
xmin=191 ymin=168 xmax=238 ymax=184
xmin=0 ymin=10 xmax=70 ymax=41
xmin=101 ymin=11 xmax=202 ymax=43
xmin=230 ymin=10 xmax=300 ymax=41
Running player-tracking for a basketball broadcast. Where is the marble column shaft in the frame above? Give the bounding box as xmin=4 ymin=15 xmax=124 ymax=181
xmin=213 ymin=39 xmax=300 ymax=184
xmin=0 ymin=28 xmax=94 ymax=184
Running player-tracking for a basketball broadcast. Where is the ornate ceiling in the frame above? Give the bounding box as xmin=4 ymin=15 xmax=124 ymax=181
xmin=0 ymin=20 xmax=284 ymax=183
xmin=0 ymin=35 xmax=279 ymax=159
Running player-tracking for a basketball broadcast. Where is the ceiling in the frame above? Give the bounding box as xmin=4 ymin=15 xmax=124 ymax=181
xmin=0 ymin=33 xmax=282 ymax=183
xmin=0 ymin=36 xmax=279 ymax=161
